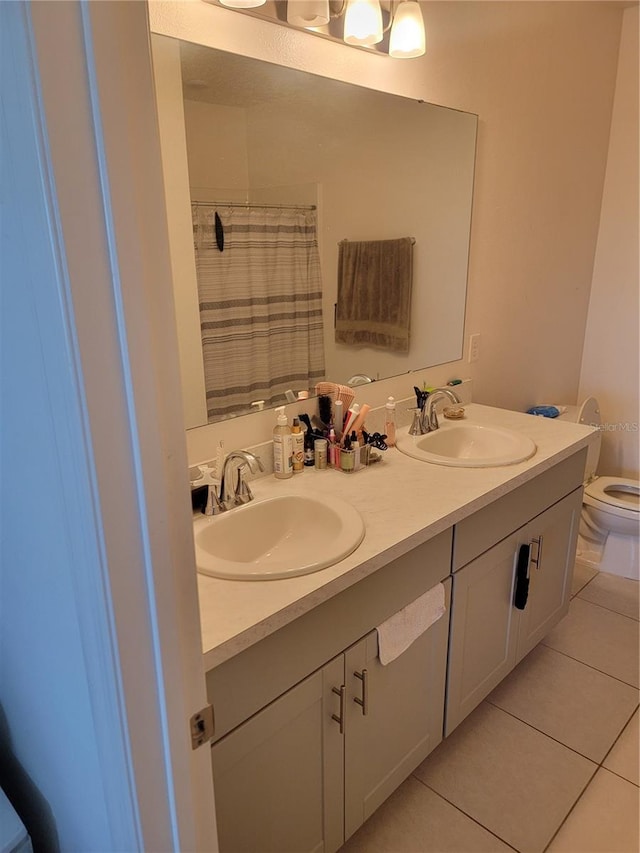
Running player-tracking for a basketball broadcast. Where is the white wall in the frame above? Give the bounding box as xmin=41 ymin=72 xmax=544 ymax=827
xmin=150 ymin=0 xmax=624 ymax=458
xmin=578 ymin=5 xmax=639 ymax=480
xmin=184 ymin=99 xmax=250 ymax=195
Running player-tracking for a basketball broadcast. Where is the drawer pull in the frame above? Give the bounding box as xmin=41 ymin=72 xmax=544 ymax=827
xmin=354 ymin=669 xmax=369 ymax=716
xmin=331 ymin=685 xmax=345 ymax=733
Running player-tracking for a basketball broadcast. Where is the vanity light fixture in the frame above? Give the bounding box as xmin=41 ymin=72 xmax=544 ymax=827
xmin=210 ymin=0 xmax=426 ymax=58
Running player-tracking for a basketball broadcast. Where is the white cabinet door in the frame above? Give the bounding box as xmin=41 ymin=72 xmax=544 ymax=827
xmin=344 ymin=581 xmax=450 ymax=841
xmin=211 ymin=655 xmax=344 ymax=853
xmin=516 ymin=488 xmax=582 ymax=660
xmin=446 ymin=487 xmax=583 ymax=736
xmin=445 ymin=533 xmax=520 ymax=735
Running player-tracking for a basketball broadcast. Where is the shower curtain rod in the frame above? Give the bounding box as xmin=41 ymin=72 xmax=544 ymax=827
xmin=191 ymin=200 xmax=316 ymax=211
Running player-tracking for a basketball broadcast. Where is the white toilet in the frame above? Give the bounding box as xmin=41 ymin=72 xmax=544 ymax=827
xmin=558 ymin=397 xmax=639 ymax=580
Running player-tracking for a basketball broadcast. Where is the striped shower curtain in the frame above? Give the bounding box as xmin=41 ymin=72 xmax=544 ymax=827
xmin=192 ymin=204 xmax=326 ymax=420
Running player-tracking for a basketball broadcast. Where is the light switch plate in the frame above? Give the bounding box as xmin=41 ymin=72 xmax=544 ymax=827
xmin=468 ymin=334 xmax=481 ymax=363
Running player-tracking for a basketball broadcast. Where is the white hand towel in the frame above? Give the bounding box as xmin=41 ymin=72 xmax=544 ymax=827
xmin=376 ymin=583 xmax=446 ymax=666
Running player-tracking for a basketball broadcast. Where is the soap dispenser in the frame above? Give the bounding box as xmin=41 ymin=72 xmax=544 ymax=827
xmin=273 ymin=406 xmax=293 ymax=479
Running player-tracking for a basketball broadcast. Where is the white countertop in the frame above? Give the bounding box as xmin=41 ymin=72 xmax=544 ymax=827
xmin=197 ymin=404 xmax=596 ymax=670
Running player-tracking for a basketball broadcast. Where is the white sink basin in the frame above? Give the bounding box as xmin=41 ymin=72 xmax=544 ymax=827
xmin=194 ymin=493 xmax=365 ymax=580
xmin=396 ymin=421 xmax=536 ymax=468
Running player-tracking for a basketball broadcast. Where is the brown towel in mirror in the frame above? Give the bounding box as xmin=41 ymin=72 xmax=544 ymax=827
xmin=335 ymin=237 xmax=413 ymax=353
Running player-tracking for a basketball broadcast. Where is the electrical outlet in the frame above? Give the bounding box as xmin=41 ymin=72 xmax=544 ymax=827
xmin=468 ymin=333 xmax=481 ymax=363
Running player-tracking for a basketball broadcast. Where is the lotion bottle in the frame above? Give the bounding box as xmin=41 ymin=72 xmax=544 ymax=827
xmin=385 ymin=397 xmax=396 ymax=446
xmin=273 ymin=406 xmax=293 ymax=479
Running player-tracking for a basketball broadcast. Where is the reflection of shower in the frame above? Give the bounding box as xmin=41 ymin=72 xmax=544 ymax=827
xmin=192 ymin=201 xmax=326 ymax=421
xmin=347 ymin=374 xmax=374 ymax=386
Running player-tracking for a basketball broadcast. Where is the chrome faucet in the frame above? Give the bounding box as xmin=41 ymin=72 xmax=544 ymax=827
xmin=205 ymin=450 xmax=264 ymax=514
xmin=420 ymin=388 xmax=462 ymax=434
xmin=347 ymin=374 xmax=373 ymax=387
xmin=220 ymin=450 xmax=264 ymax=510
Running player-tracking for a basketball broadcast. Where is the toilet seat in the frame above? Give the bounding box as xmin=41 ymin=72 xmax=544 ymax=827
xmin=584 ymin=476 xmax=640 ymax=516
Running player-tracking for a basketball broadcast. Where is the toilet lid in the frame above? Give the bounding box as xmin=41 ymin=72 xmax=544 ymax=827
xmin=584 ymin=476 xmax=640 ymax=513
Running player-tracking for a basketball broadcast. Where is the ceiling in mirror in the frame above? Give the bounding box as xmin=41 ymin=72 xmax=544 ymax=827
xmin=151 ymin=35 xmax=477 ymax=428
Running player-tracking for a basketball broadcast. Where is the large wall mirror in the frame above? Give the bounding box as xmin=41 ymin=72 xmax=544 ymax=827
xmin=152 ymin=35 xmax=477 ymax=428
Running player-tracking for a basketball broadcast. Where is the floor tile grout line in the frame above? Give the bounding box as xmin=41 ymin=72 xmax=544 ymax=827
xmin=598 ymin=705 xmax=640 ymax=786
xmin=599 ymin=764 xmax=640 ymax=789
xmin=542 ymin=765 xmax=600 ymax=853
xmin=571 ymin=568 xmax=640 ymax=619
xmin=572 ymin=592 xmax=640 ymax=624
xmin=477 ymin=699 xmax=639 ymax=851
xmin=419 ymin=691 xmax=631 ymax=852
xmin=574 ymin=592 xmax=640 ymax=622
xmin=540 ymin=640 xmax=640 ymax=690
xmin=533 ymin=641 xmax=640 ymax=692
xmin=570 ymin=574 xmax=598 ymax=599
xmin=484 ymin=699 xmax=606 ymax=766
xmin=410 ymin=773 xmax=520 ymax=853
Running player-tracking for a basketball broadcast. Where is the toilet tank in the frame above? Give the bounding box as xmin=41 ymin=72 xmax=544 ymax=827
xmin=557 ymin=397 xmax=601 ymax=482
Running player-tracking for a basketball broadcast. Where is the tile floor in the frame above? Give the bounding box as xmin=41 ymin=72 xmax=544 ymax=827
xmin=341 ymin=567 xmax=639 ymax=853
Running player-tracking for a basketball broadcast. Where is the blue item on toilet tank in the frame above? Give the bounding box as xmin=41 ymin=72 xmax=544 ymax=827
xmin=527 ymin=405 xmax=561 ymax=418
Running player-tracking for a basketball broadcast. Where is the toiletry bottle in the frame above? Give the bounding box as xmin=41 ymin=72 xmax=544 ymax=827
xmin=341 ymin=434 xmax=355 ymax=473
xmin=291 ymin=417 xmax=304 ymax=473
xmin=273 ymin=406 xmax=293 ymax=479
xmin=303 ymin=432 xmax=315 ymax=466
xmin=314 ymin=438 xmax=328 ymax=470
xmin=385 ymin=396 xmax=396 ymax=446
xmin=327 ymin=428 xmax=336 ymax=467
xmin=334 ymin=400 xmax=344 ymax=442
xmin=350 ymin=430 xmax=361 ymax=469
xmin=343 ymin=403 xmax=360 ymax=440
xmin=349 ymin=404 xmax=371 ymax=444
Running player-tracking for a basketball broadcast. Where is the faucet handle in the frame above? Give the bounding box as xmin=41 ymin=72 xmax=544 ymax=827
xmin=408 ymin=408 xmax=426 ymax=436
xmin=234 ymin=463 xmax=255 ymax=505
xmin=204 ymin=484 xmax=224 ymax=516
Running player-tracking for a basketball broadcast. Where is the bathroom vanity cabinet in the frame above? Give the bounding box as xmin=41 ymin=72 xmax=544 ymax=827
xmin=203 ymin=443 xmax=588 ymax=853
xmin=207 ymin=533 xmax=451 ymax=853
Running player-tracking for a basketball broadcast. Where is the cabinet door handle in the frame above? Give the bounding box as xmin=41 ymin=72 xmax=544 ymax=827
xmin=353 ymin=669 xmax=369 ymax=716
xmin=331 ymin=685 xmax=346 ymax=734
xmin=530 ymin=535 xmax=544 ymax=569
xmin=514 ymin=543 xmax=531 ymax=610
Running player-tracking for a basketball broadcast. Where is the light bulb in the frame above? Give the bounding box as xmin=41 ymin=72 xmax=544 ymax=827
xmin=389 ymin=0 xmax=425 ymax=58
xmin=343 ymin=0 xmax=383 ymax=47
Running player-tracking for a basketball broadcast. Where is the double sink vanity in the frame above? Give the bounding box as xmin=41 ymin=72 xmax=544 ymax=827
xmin=194 ymin=402 xmax=595 ymax=853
